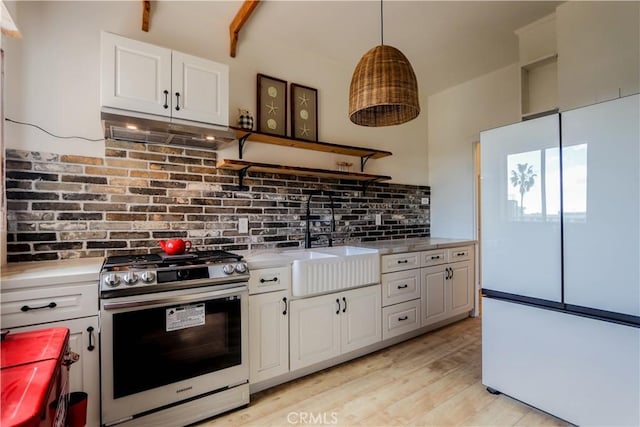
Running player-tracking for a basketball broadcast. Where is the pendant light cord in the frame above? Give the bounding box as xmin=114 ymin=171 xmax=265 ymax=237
xmin=380 ymin=0 xmax=384 ymax=45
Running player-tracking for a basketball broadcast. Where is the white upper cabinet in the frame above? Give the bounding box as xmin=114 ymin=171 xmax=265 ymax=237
xmin=101 ymin=32 xmax=172 ymax=116
xmin=171 ymin=51 xmax=229 ymax=125
xmin=556 ymin=2 xmax=640 ymax=111
xmin=101 ymin=32 xmax=229 ymax=126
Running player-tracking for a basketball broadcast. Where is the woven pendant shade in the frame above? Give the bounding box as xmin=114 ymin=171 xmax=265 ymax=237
xmin=349 ymin=44 xmax=420 ymax=127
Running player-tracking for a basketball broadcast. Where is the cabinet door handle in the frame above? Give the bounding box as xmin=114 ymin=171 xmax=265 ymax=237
xmin=397 ymin=260 xmax=408 ymax=264
xmin=430 ymin=255 xmax=440 ymax=260
xmin=163 ymin=90 xmax=169 ymax=109
xmin=175 ymin=92 xmax=181 ymax=111
xmin=397 ymin=284 xmax=408 ymax=289
xmin=336 ymin=299 xmax=340 ymax=315
xmin=445 ymin=268 xmax=450 ymax=280
xmin=260 ymin=277 xmax=278 ymax=283
xmin=342 ymin=297 xmax=347 ymax=313
xmin=87 ymin=326 xmax=95 ymax=351
xmin=282 ymin=297 xmax=287 ymax=315
xmin=398 ymin=316 xmax=409 ymax=321
xmin=449 ymin=267 xmax=454 ymax=279
xmin=20 ymin=302 xmax=57 ymax=312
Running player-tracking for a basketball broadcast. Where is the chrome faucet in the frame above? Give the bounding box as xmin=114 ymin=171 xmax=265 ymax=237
xmin=304 ymin=190 xmax=336 ymax=249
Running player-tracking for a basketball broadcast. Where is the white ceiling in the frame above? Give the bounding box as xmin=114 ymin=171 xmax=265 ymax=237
xmin=237 ymin=0 xmax=560 ymax=96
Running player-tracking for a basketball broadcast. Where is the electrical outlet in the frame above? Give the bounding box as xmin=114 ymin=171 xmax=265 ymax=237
xmin=238 ymin=218 xmax=249 ymax=233
xmin=421 ymin=197 xmax=430 ymax=205
xmin=375 ymin=214 xmax=382 ymax=226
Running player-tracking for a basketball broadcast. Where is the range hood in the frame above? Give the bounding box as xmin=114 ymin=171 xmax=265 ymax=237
xmin=101 ymin=109 xmax=237 ymax=149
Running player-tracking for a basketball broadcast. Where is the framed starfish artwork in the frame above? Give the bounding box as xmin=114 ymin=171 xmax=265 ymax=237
xmin=291 ymin=83 xmax=318 ymax=141
xmin=257 ymin=74 xmax=287 ymax=136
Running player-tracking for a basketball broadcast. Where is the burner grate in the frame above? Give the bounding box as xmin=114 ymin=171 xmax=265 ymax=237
xmin=104 ymin=254 xmax=163 ymax=267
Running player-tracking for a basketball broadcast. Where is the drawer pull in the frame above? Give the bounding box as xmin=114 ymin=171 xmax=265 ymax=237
xmin=20 ymin=302 xmax=57 ymax=312
xmin=397 ymin=260 xmax=409 ymax=264
xmin=397 ymin=284 xmax=409 ymax=289
xmin=430 ymin=255 xmax=440 ymax=260
xmin=260 ymin=277 xmax=279 ymax=283
xmin=87 ymin=326 xmax=95 ymax=351
xmin=398 ymin=316 xmax=409 ymax=321
xmin=456 ymin=252 xmax=465 ymax=256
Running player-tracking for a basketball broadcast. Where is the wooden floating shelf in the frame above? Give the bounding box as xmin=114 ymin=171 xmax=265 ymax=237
xmin=231 ymin=127 xmax=392 ymax=161
xmin=217 ymin=159 xmax=392 ymax=186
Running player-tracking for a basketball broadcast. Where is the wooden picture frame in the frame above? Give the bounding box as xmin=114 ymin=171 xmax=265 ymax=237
xmin=257 ymin=74 xmax=287 ymax=136
xmin=290 ymin=83 xmax=318 ymax=141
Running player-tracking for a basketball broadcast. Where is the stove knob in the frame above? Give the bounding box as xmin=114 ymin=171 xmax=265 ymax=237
xmin=104 ymin=274 xmax=120 ymax=288
xmin=140 ymin=271 xmax=155 ymax=283
xmin=123 ymin=272 xmax=138 ymax=285
xmin=234 ymin=262 xmax=247 ymax=274
xmin=177 ymin=270 xmax=190 ymax=280
xmin=223 ymin=264 xmax=235 ymax=275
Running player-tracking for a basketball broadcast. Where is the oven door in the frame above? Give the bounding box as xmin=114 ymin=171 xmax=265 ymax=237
xmin=99 ymin=285 xmax=248 ymax=426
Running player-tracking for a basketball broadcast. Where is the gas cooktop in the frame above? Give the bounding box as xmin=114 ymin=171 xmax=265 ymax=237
xmin=103 ymin=250 xmax=243 ymax=268
xmin=100 ymin=250 xmax=249 ymax=298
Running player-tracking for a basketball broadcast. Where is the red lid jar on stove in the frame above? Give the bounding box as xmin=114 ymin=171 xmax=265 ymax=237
xmin=1 ymin=327 xmax=70 ymax=427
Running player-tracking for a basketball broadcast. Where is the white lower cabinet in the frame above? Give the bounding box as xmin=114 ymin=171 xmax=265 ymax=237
xmin=12 ymin=316 xmax=100 ymax=427
xmin=421 ymin=265 xmax=448 ymax=326
xmin=290 ymin=285 xmax=381 ymax=371
xmin=249 ymin=290 xmax=290 ymax=383
xmin=382 ymin=299 xmax=421 ymax=340
xmin=382 ymin=245 xmax=475 ymax=330
xmin=380 ymin=267 xmax=422 ymax=339
xmin=421 ymin=259 xmax=474 ymax=327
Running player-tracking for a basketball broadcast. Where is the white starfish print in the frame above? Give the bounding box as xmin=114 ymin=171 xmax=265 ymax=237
xmin=299 ymin=124 xmax=310 ymax=136
xmin=298 ymin=93 xmax=309 ymax=106
xmin=266 ymin=101 xmax=279 ymax=115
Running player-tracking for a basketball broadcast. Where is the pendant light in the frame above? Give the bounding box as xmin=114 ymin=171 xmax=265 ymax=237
xmin=349 ymin=0 xmax=420 ymax=127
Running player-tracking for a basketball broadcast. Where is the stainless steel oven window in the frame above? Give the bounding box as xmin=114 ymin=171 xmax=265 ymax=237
xmin=110 ymin=295 xmax=242 ymax=398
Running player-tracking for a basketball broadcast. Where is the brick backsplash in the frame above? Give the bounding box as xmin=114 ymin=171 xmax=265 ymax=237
xmin=5 ymin=141 xmax=430 ymax=262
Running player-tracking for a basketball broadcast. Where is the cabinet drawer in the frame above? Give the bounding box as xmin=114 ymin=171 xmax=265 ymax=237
xmin=382 ymin=299 xmax=421 ymax=340
xmin=1 ymin=283 xmax=99 ymax=329
xmin=248 ymin=267 xmax=290 ymax=294
xmin=381 ymin=252 xmax=420 ymax=273
xmin=381 ymin=269 xmax=421 ymax=307
xmin=421 ymin=249 xmax=448 ymax=267
xmin=448 ymin=246 xmax=472 ymax=262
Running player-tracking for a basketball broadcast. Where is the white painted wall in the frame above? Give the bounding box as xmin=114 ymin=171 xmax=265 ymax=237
xmin=3 ymin=1 xmax=428 ymax=185
xmin=427 ymin=64 xmax=520 ymax=239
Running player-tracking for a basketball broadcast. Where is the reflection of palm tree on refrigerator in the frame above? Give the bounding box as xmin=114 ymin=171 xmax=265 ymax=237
xmin=510 ymin=163 xmax=536 ymax=216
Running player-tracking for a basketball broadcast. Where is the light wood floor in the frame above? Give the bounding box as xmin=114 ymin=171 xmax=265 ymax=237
xmin=199 ymin=317 xmax=568 ymax=426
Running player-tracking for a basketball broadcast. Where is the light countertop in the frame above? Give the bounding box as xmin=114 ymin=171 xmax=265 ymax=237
xmin=1 ymin=257 xmax=104 ymax=290
xmin=356 ymin=237 xmax=476 ymax=255
xmin=242 ymin=237 xmax=476 ymax=269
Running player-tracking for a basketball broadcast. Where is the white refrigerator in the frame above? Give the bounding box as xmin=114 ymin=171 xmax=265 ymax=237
xmin=480 ymin=94 xmax=640 ymax=426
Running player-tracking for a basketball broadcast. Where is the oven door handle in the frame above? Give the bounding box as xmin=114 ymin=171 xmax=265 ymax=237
xmin=102 ymin=286 xmax=246 ymax=310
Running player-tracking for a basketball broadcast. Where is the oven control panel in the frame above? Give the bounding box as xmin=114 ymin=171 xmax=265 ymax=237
xmin=100 ymin=262 xmax=249 ymax=297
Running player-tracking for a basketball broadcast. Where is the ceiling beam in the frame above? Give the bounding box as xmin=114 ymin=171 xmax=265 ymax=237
xmin=229 ymin=0 xmax=260 ymax=58
xmin=142 ymin=0 xmax=150 ymax=32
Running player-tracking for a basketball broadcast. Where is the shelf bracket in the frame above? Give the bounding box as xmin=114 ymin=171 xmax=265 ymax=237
xmin=237 ymin=166 xmax=251 ymax=190
xmin=238 ymin=133 xmax=252 ymax=159
xmin=361 ymin=180 xmax=372 ymax=195
xmin=360 ymin=153 xmax=375 ymax=172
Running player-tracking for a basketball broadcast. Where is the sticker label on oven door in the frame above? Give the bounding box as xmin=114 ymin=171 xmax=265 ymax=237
xmin=166 ymin=303 xmax=205 ymax=331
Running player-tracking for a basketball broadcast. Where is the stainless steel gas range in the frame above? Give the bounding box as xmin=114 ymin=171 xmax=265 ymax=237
xmin=99 ymin=251 xmax=250 ymax=427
